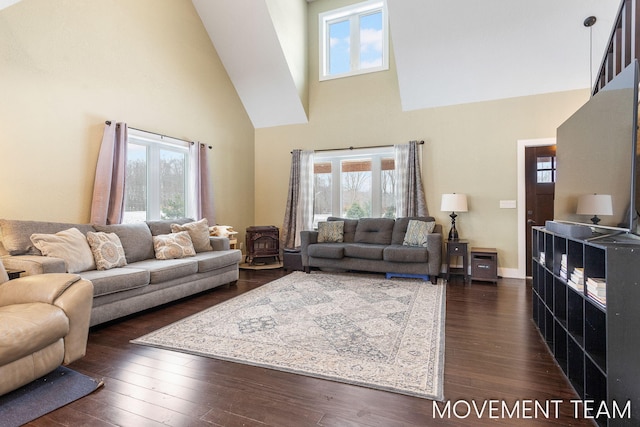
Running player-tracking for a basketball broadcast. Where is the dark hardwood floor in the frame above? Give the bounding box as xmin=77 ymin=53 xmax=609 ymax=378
xmin=27 ymin=270 xmax=594 ymax=426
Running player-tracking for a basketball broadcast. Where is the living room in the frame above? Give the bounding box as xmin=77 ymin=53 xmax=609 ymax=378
xmin=1 ymin=0 xmax=630 ymax=425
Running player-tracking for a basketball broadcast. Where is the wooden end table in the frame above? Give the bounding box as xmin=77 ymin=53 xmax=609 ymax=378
xmin=445 ymin=239 xmax=469 ymax=282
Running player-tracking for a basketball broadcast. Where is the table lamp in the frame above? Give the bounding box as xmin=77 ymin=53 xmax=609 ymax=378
xmin=441 ymin=193 xmax=468 ymax=240
xmin=576 ymin=194 xmax=613 ymax=225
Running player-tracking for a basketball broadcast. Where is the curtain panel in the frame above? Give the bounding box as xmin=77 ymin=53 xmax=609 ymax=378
xmin=189 ymin=142 xmax=215 ymax=224
xmin=90 ymin=121 xmax=127 ymax=225
xmin=282 ymin=150 xmax=314 ymax=248
xmin=394 ymin=141 xmax=428 ymax=217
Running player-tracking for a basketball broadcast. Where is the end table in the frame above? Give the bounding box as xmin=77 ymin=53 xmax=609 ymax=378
xmin=445 ymin=240 xmax=469 ymax=282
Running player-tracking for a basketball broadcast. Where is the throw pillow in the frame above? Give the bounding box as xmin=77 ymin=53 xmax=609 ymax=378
xmin=86 ymin=231 xmax=127 ymax=270
xmin=403 ymin=220 xmax=436 ymax=247
xmin=170 ymin=218 xmax=212 ymax=253
xmin=317 ymin=221 xmax=344 ymax=243
xmin=153 ymin=231 xmax=196 ymax=260
xmin=30 ymin=227 xmax=96 ymax=273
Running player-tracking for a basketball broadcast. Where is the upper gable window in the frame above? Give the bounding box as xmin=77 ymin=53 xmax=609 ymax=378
xmin=319 ymin=0 xmax=388 ymax=81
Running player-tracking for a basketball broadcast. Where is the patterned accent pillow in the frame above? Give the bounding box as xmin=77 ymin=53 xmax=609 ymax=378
xmin=30 ymin=227 xmax=96 ymax=273
xmin=153 ymin=231 xmax=196 ymax=260
xmin=170 ymin=218 xmax=212 ymax=253
xmin=403 ymin=220 xmax=436 ymax=247
xmin=86 ymin=231 xmax=127 ymax=270
xmin=317 ymin=221 xmax=344 ymax=243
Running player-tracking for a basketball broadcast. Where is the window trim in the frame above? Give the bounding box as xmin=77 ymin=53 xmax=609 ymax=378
xmin=319 ymin=0 xmax=389 ymax=81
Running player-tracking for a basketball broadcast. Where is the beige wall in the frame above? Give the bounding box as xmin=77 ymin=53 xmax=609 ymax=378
xmin=254 ymin=0 xmax=590 ymax=275
xmin=0 ymin=0 xmax=254 ymax=234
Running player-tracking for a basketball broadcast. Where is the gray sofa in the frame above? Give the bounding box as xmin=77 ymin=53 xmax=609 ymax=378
xmin=0 ymin=218 xmax=242 ymax=326
xmin=300 ymin=217 xmax=442 ymax=284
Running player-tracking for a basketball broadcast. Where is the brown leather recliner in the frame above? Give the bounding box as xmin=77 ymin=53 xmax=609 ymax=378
xmin=0 ymin=262 xmax=93 ymax=396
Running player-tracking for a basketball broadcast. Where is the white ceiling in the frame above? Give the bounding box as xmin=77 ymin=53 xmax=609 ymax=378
xmin=388 ymin=0 xmax=620 ymax=111
xmin=195 ymin=0 xmax=620 ymax=127
xmin=1 ymin=0 xmax=622 ymax=128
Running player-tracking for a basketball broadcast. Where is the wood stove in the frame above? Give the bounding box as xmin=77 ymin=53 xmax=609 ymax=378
xmin=245 ymin=226 xmax=280 ymax=265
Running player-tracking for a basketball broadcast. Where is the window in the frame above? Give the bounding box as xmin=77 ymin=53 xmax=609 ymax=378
xmin=313 ymin=147 xmax=395 ymax=225
xmin=123 ymin=130 xmax=193 ymax=223
xmin=319 ymin=0 xmax=388 ymax=80
xmin=536 ymin=156 xmax=556 ymax=183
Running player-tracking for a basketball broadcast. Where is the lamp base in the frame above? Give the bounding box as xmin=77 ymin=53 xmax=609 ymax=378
xmin=448 ymin=212 xmax=459 ymax=240
xmin=590 ymin=215 xmax=601 ymax=225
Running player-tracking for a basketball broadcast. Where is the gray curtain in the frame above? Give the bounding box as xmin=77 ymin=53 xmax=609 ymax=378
xmin=394 ymin=141 xmax=428 ymax=217
xmin=90 ymin=121 xmax=127 ymax=225
xmin=282 ymin=149 xmax=314 ymax=248
xmin=189 ymin=142 xmax=215 ymax=224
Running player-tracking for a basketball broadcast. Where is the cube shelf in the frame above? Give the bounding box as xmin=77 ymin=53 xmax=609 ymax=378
xmin=531 ymin=227 xmax=640 ymax=426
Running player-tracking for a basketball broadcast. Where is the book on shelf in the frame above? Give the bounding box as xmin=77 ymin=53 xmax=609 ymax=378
xmin=560 ymin=254 xmax=568 ymax=280
xmin=568 ymin=267 xmax=584 ymax=291
xmin=586 ymin=277 xmax=607 ymax=298
xmin=539 ymin=252 xmax=545 ymax=264
xmin=588 ymin=293 xmax=607 ymax=308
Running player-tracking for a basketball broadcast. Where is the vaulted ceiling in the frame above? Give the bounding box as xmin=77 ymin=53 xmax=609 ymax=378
xmin=1 ymin=0 xmax=621 ymax=129
xmin=195 ymin=0 xmax=620 ymax=128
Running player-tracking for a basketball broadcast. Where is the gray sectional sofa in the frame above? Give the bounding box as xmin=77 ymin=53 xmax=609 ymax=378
xmin=0 ymin=218 xmax=242 ymax=326
xmin=300 ymin=216 xmax=442 ymax=284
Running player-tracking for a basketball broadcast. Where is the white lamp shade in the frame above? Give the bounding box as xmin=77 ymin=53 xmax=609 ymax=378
xmin=576 ymin=194 xmax=613 ymax=216
xmin=441 ymin=193 xmax=468 ymax=212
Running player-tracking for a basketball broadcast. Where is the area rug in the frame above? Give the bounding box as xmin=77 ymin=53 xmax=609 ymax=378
xmin=0 ymin=366 xmax=103 ymax=427
xmin=132 ymin=271 xmax=445 ymax=400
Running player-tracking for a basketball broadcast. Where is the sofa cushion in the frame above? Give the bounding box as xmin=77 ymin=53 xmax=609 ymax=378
xmin=86 ymin=231 xmax=127 ymax=270
xmin=344 ymin=243 xmax=386 ymax=260
xmin=193 ymin=250 xmax=243 ymax=273
xmin=0 ymin=303 xmax=68 ymax=365
xmin=384 ymin=245 xmax=429 ymax=263
xmin=153 ymin=231 xmax=196 ymax=260
xmin=0 ymin=219 xmax=95 ymax=256
xmin=317 ymin=221 xmax=344 ymax=243
xmin=354 ymin=218 xmax=395 ymax=245
xmin=308 ymin=243 xmax=345 ymax=259
xmin=126 ymin=258 xmax=199 ymax=284
xmin=94 ymin=223 xmax=155 ymax=263
xmin=146 ymin=218 xmax=193 ymax=236
xmin=30 ymin=227 xmax=96 ymax=273
xmin=170 ymin=218 xmax=212 ymax=253
xmin=79 ymin=268 xmax=149 ymax=297
xmin=391 ymin=216 xmax=437 ymax=245
xmin=328 ymin=217 xmax=358 ymax=243
xmin=403 ymin=220 xmax=436 ymax=247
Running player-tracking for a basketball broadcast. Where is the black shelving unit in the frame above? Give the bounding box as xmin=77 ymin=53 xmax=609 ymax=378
xmin=531 ymin=227 xmax=640 ymax=426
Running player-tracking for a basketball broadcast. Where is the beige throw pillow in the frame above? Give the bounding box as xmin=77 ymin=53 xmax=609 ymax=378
xmin=86 ymin=231 xmax=127 ymax=270
xmin=403 ymin=220 xmax=436 ymax=247
xmin=30 ymin=227 xmax=96 ymax=273
xmin=153 ymin=231 xmax=196 ymax=260
xmin=170 ymin=218 xmax=212 ymax=253
xmin=317 ymin=221 xmax=344 ymax=243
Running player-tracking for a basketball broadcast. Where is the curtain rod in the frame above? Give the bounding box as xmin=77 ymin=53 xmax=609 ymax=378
xmin=291 ymin=140 xmax=424 ymax=154
xmin=105 ymin=121 xmax=212 ymax=149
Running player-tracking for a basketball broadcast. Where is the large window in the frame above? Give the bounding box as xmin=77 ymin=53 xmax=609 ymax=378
xmin=319 ymin=0 xmax=388 ymax=80
xmin=123 ymin=130 xmax=192 ymax=223
xmin=313 ymin=147 xmax=395 ymax=225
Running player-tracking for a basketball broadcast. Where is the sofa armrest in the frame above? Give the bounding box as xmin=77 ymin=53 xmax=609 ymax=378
xmin=425 ymin=230 xmax=443 ymax=277
xmin=2 ymin=255 xmax=66 ymax=275
xmin=299 ymin=230 xmax=318 ymax=268
xmin=0 ymin=273 xmax=94 ymax=364
xmin=209 ymin=236 xmax=230 ymax=251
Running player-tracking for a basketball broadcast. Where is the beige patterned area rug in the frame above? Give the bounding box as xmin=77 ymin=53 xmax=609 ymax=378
xmin=132 ymin=271 xmax=446 ymax=400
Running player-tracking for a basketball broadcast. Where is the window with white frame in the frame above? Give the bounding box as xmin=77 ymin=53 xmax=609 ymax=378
xmin=123 ymin=129 xmax=193 ymax=223
xmin=319 ymin=0 xmax=388 ymax=81
xmin=313 ymin=147 xmax=395 ymax=226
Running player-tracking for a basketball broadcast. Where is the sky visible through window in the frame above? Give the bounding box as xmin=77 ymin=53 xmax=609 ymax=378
xmin=329 ymin=11 xmax=383 ymax=75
